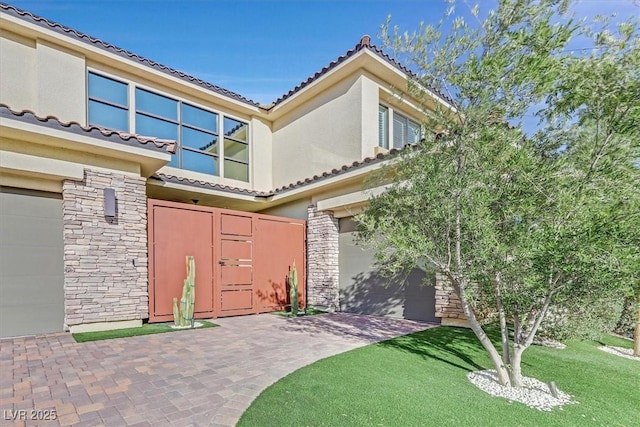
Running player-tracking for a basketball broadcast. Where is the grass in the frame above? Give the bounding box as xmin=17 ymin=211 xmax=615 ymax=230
xmin=72 ymin=320 xmax=218 ymax=342
xmin=238 ymin=327 xmax=639 ymax=427
xmin=272 ymin=307 xmax=328 ymax=318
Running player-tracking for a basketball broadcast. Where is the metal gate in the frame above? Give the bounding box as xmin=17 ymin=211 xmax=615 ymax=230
xmin=148 ymin=199 xmax=305 ymax=322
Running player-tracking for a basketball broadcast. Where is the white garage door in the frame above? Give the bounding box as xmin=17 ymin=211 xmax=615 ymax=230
xmin=0 ymin=187 xmax=64 ymax=337
xmin=338 ymin=217 xmax=437 ymax=322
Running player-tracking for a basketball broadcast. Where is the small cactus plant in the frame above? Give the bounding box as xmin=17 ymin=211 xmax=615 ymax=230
xmin=289 ymin=260 xmax=299 ymax=316
xmin=173 ymin=256 xmax=196 ymax=327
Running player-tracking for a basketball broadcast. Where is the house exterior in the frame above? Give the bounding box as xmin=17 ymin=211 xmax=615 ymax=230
xmin=0 ymin=3 xmax=464 ymax=338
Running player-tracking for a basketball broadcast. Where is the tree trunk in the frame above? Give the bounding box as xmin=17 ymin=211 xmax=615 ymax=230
xmin=509 ymin=345 xmax=524 ymax=387
xmin=494 ymin=272 xmax=511 ymax=365
xmin=634 ymin=295 xmax=640 ymax=357
xmin=452 ymin=276 xmax=512 ymax=386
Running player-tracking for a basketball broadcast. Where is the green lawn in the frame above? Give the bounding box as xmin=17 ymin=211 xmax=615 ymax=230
xmin=238 ymin=327 xmax=638 ymax=427
xmin=72 ymin=320 xmax=217 ymax=342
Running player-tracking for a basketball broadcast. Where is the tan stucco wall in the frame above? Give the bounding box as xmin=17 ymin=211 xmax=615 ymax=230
xmin=1 ymin=138 xmax=141 ymax=177
xmin=0 ymin=30 xmax=37 ymax=113
xmin=271 ymin=75 xmax=365 ymax=188
xmin=36 ymin=40 xmax=86 ymax=124
xmin=251 ymin=116 xmax=273 ymax=191
xmin=0 ymin=30 xmax=85 ymax=124
xmin=360 ymin=75 xmax=380 ymax=159
xmin=258 ymin=197 xmax=311 ymax=220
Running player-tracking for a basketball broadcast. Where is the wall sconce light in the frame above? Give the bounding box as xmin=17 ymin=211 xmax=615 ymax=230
xmin=104 ymin=188 xmax=116 ymax=217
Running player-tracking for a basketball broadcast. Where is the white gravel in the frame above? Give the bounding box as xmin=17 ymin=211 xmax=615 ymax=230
xmin=467 ymin=370 xmax=576 ymax=411
xmin=598 ymin=346 xmax=640 ymax=361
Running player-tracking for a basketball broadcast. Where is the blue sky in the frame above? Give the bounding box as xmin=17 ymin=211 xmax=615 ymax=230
xmin=7 ymin=0 xmax=639 ymax=105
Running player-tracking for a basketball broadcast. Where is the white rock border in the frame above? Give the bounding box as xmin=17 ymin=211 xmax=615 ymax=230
xmin=170 ymin=321 xmax=204 ymax=329
xmin=598 ymin=346 xmax=640 ymax=361
xmin=468 ymin=370 xmax=577 ymax=411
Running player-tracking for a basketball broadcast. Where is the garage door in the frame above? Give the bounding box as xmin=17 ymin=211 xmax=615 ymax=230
xmin=338 ymin=217 xmax=437 ymax=322
xmin=0 ymin=187 xmax=64 ymax=337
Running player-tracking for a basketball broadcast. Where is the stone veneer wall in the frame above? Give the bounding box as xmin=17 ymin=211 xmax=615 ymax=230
xmin=435 ymin=273 xmax=467 ymax=323
xmin=306 ymin=204 xmax=340 ymax=310
xmin=62 ymin=169 xmax=148 ymax=327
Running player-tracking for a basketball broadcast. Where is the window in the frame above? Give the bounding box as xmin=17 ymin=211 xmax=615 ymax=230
xmin=378 ymin=104 xmax=421 ymax=149
xmin=393 ymin=112 xmax=421 ymax=148
xmin=223 ymin=117 xmax=249 ymax=181
xmin=88 ymin=72 xmax=129 ymax=132
xmin=134 ymin=89 xmax=221 ymax=175
xmin=181 ymin=104 xmax=219 ymax=176
xmin=87 ymin=72 xmax=249 ymax=181
xmin=378 ymin=105 xmax=389 ymax=149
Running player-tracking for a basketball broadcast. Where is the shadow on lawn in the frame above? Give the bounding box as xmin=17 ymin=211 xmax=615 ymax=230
xmin=378 ymin=327 xmax=488 ymax=372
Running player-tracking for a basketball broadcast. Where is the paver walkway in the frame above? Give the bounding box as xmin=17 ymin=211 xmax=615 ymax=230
xmin=1 ymin=313 xmax=435 ymax=427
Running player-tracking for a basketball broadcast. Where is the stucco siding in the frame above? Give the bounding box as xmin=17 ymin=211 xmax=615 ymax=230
xmin=258 ymin=197 xmax=311 ymax=220
xmin=37 ymin=40 xmax=86 ymax=124
xmin=0 ymin=30 xmax=37 ymax=113
xmin=251 ymin=116 xmax=273 ymax=191
xmin=360 ymin=75 xmax=380 ymax=159
xmin=0 ymin=33 xmax=86 ymax=124
xmin=272 ymin=75 xmax=364 ymax=188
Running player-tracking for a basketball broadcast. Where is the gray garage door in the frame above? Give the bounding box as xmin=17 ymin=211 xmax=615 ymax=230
xmin=338 ymin=217 xmax=437 ymax=322
xmin=0 ymin=187 xmax=64 ymax=337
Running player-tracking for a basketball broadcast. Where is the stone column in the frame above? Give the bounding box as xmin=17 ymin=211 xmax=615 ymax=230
xmin=435 ymin=273 xmax=469 ymax=327
xmin=306 ymin=204 xmax=340 ymax=311
xmin=62 ymin=169 xmax=148 ymax=330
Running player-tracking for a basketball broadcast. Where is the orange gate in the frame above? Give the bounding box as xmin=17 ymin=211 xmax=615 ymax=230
xmin=148 ymin=199 xmax=306 ymax=322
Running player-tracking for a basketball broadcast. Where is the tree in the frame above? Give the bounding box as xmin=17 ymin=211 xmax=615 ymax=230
xmin=357 ymin=0 xmax=640 ymax=386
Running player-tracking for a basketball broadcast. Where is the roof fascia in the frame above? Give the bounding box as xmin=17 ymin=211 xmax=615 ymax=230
xmin=0 ymin=9 xmax=264 ymax=116
xmin=1 ymin=115 xmax=172 ymax=176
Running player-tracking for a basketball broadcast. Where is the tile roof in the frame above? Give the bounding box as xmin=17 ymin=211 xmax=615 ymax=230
xmin=0 ymin=104 xmax=177 ymax=154
xmin=1 ymin=3 xmax=453 ymax=110
xmin=271 ymin=35 xmax=454 ymax=107
xmin=156 ymin=174 xmax=271 ymax=197
xmin=0 ymin=3 xmax=261 ymax=108
xmin=155 ymin=147 xmax=404 ymax=197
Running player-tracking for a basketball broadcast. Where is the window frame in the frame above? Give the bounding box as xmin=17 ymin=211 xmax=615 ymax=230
xmin=378 ymin=103 xmax=422 ymax=150
xmin=87 ymin=71 xmax=130 ymax=132
xmin=222 ymin=116 xmax=250 ymax=182
xmin=86 ymin=69 xmax=251 ymax=182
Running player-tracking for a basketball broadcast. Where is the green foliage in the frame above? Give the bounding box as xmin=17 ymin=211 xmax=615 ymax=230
xmin=289 ymin=260 xmax=299 ymax=316
xmin=615 ymin=297 xmax=637 ymax=338
xmin=357 ymin=0 xmax=640 ymax=385
xmin=173 ymin=256 xmax=196 ymax=327
xmin=540 ymin=295 xmax=626 ymax=341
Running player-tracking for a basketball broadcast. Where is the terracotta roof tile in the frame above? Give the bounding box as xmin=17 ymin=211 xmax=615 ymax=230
xmin=156 ymin=174 xmax=271 ymax=197
xmin=155 ymin=147 xmax=404 ymax=197
xmin=270 ymin=37 xmax=454 ymax=107
xmin=1 ymin=3 xmax=452 ymax=110
xmin=0 ymin=104 xmax=177 ymax=154
xmin=270 ymin=149 xmax=401 ymax=193
xmin=0 ymin=3 xmax=261 ymax=108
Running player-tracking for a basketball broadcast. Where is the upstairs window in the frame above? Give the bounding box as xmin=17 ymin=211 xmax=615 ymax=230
xmin=181 ymin=104 xmax=219 ymax=176
xmin=378 ymin=104 xmax=421 ymax=149
xmin=393 ymin=112 xmax=421 ymax=148
xmin=223 ymin=117 xmax=249 ymax=181
xmin=87 ymin=71 xmax=250 ymax=181
xmin=88 ymin=72 xmax=129 ymax=132
xmin=378 ymin=105 xmax=389 ymax=149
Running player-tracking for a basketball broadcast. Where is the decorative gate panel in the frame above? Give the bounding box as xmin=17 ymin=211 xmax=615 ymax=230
xmin=254 ymin=217 xmax=306 ymax=312
xmin=148 ymin=199 xmax=306 ymax=321
xmin=148 ymin=203 xmax=214 ymax=322
xmin=217 ymin=211 xmax=255 ymax=316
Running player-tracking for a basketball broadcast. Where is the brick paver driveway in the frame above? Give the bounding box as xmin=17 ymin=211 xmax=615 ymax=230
xmin=1 ymin=313 xmax=435 ymax=426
